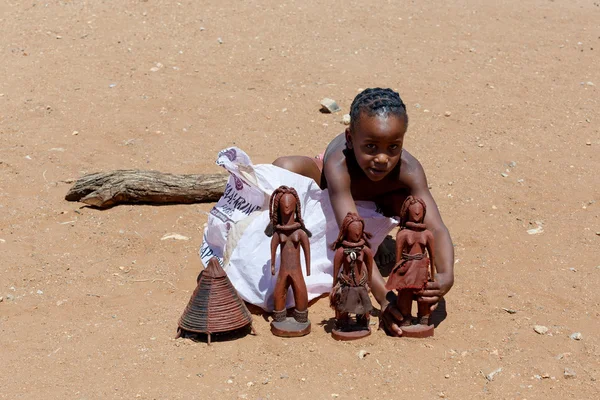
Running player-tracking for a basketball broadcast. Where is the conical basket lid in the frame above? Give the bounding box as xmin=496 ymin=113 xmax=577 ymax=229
xmin=178 ymin=257 xmax=252 ymax=334
xmin=203 ymin=257 xmax=227 ymax=278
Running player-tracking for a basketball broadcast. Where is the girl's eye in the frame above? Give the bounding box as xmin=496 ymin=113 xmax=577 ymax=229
xmin=389 ymin=144 xmax=399 ymax=150
xmin=365 ymin=144 xmax=376 ymax=150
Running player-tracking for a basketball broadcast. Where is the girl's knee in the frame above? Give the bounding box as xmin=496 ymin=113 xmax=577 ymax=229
xmin=273 ymin=156 xmax=295 ymax=170
xmin=273 ymin=156 xmax=322 ymax=185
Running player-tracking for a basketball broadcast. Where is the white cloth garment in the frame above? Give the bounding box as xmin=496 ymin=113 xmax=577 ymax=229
xmin=199 ymin=147 xmax=398 ymax=311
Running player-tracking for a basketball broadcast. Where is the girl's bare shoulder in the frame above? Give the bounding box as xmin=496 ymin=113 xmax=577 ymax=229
xmin=322 ymin=134 xmax=351 ymax=189
xmin=399 ymin=149 xmax=427 ymax=187
xmin=323 ymin=133 xmax=346 ymax=156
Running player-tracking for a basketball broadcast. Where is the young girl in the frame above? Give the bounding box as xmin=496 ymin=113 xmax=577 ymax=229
xmin=273 ymin=88 xmax=454 ymax=336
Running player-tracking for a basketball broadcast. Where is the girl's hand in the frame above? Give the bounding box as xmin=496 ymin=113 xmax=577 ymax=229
xmin=416 ymin=273 xmax=454 ymax=311
xmin=379 ymin=302 xmax=404 ymax=337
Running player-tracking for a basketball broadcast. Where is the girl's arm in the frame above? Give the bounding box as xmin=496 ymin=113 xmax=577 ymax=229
xmin=323 ymin=151 xmax=357 ymax=226
xmin=402 ymin=154 xmax=454 ymax=309
xmin=426 ymin=231 xmax=436 ymax=280
xmin=375 ymin=270 xmax=403 ymax=337
xmin=372 ymin=244 xmax=405 ymax=336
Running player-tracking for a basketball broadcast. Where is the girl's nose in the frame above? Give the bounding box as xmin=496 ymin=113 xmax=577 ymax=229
xmin=375 ymin=154 xmax=388 ymax=164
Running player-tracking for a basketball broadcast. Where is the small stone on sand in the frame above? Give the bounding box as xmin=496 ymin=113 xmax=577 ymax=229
xmin=161 ymin=233 xmax=190 ymax=241
xmin=564 ymin=368 xmax=577 ymax=379
xmin=533 ymin=325 xmax=549 ymax=334
xmin=320 ymin=98 xmax=341 ymax=113
xmin=485 ymin=367 xmax=502 ymax=381
xmin=527 ymin=226 xmax=544 ymax=235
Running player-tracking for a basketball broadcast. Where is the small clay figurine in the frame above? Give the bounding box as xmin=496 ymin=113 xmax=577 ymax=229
xmin=265 ymin=186 xmax=312 ymax=337
xmin=176 ymin=257 xmax=254 ymax=344
xmin=330 ymin=212 xmax=374 ymax=340
xmin=385 ymin=196 xmax=436 ymax=338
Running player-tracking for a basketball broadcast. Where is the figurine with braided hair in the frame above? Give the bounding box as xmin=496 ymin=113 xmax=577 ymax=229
xmin=273 ymin=87 xmax=455 ymax=337
xmin=330 ymin=212 xmax=375 ymax=340
xmin=265 ymin=185 xmax=312 ymax=337
xmin=385 ymin=196 xmax=436 ymax=337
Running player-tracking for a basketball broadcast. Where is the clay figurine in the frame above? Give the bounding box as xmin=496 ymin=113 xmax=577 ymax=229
xmin=330 ymin=212 xmax=374 ymax=340
xmin=176 ymin=256 xmax=254 ymax=344
xmin=385 ymin=196 xmax=436 ymax=338
xmin=265 ymin=186 xmax=312 ymax=337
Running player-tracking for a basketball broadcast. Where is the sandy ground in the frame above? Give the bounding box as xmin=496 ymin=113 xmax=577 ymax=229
xmin=1 ymin=0 xmax=599 ymax=399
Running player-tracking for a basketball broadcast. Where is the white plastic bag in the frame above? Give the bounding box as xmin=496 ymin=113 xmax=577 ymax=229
xmin=199 ymin=148 xmax=268 ymax=263
xmin=200 ymin=147 xmax=398 ymax=311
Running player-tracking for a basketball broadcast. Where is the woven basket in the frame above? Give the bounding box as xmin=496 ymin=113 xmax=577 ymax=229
xmin=177 ymin=257 xmax=253 ymax=338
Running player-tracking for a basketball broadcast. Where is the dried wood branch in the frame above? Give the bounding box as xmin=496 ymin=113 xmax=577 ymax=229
xmin=65 ymin=170 xmax=228 ymax=208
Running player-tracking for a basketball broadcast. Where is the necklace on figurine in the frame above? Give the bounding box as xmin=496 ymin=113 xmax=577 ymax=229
xmin=341 ymin=239 xmax=365 ymax=248
xmin=275 ymin=222 xmax=302 ymax=231
xmin=404 ymin=221 xmax=427 ymax=231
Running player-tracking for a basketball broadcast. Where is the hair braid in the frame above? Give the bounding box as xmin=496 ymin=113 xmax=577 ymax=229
xmin=291 ymin=190 xmax=307 ymax=230
xmin=349 ymin=87 xmax=407 ymax=129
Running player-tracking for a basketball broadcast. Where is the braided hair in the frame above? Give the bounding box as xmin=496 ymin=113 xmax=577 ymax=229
xmin=349 ymin=88 xmax=407 ymax=129
xmin=331 ymin=212 xmax=372 ymax=249
xmin=264 ymin=186 xmax=312 ymax=237
xmin=399 ymin=196 xmax=427 ymax=227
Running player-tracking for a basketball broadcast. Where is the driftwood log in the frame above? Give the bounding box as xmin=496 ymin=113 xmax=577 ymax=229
xmin=65 ymin=170 xmax=228 ymax=209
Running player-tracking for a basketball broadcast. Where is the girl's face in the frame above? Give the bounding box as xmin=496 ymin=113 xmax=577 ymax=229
xmin=407 ymin=201 xmax=424 ymax=223
xmin=345 ymin=112 xmax=407 ymax=182
xmin=279 ymin=193 xmax=296 ymax=218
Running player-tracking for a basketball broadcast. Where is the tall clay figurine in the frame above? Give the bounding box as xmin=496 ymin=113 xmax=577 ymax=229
xmin=330 ymin=212 xmax=374 ymax=340
xmin=265 ymin=186 xmax=312 ymax=337
xmin=385 ymin=196 xmax=436 ymax=338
